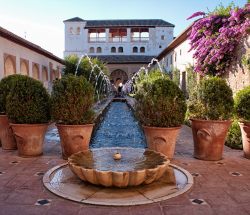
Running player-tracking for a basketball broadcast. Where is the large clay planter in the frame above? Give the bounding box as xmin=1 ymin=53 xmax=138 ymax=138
xmin=56 ymin=124 xmax=94 ymax=159
xmin=0 ymin=115 xmax=17 ymax=150
xmin=191 ymin=119 xmax=231 ymax=161
xmin=239 ymin=122 xmax=250 ymax=159
xmin=10 ymin=123 xmax=48 ymax=157
xmin=143 ymin=126 xmax=181 ymax=159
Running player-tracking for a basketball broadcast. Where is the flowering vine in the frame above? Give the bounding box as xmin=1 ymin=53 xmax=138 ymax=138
xmin=188 ymin=4 xmax=250 ymax=76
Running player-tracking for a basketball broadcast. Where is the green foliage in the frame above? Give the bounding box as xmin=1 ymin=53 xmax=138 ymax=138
xmin=241 ymin=54 xmax=250 ymax=72
xmin=171 ymin=67 xmax=180 ymax=87
xmin=135 ymin=78 xmax=187 ymax=127
xmin=188 ymin=77 xmax=233 ymax=120
xmin=63 ymin=55 xmax=109 ymax=95
xmin=135 ymin=68 xmax=169 ymax=93
xmin=51 ymin=74 xmax=95 ymax=125
xmin=234 ymin=85 xmax=250 ymax=121
xmin=210 ymin=2 xmax=236 ymax=16
xmin=226 ymin=119 xmax=242 ymax=149
xmin=186 ymin=64 xmax=198 ymax=100
xmin=0 ymin=74 xmax=20 ymax=114
xmin=6 ymin=75 xmax=50 ymax=124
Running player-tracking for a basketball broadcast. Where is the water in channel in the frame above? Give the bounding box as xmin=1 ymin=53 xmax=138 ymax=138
xmin=90 ymin=101 xmax=146 ymax=148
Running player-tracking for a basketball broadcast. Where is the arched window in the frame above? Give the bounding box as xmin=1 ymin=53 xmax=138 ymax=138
xmin=69 ymin=27 xmax=74 ymax=34
xmin=76 ymin=27 xmax=81 ymax=35
xmin=96 ymin=47 xmax=102 ymax=53
xmin=42 ymin=66 xmax=48 ymax=82
xmin=111 ymin=47 xmax=116 ymax=53
xmin=118 ymin=47 xmax=123 ymax=53
xmin=133 ymin=46 xmax=138 ymax=53
xmin=4 ymin=56 xmax=16 ymax=76
xmin=20 ymin=60 xmax=28 ymax=76
xmin=32 ymin=64 xmax=39 ymax=80
xmin=140 ymin=47 xmax=145 ymax=53
xmin=89 ymin=47 xmax=95 ymax=53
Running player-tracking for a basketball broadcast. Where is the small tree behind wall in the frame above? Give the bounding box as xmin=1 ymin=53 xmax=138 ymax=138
xmin=186 ymin=64 xmax=198 ymax=100
xmin=170 ymin=66 xmax=180 ymax=87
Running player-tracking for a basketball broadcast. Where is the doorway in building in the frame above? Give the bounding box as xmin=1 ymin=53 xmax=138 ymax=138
xmin=110 ymin=69 xmax=128 ymax=87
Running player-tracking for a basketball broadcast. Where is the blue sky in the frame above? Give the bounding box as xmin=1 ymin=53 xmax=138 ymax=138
xmin=0 ymin=0 xmax=246 ymax=58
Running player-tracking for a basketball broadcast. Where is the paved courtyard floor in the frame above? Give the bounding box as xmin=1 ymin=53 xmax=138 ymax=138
xmin=0 ymin=125 xmax=250 ymax=215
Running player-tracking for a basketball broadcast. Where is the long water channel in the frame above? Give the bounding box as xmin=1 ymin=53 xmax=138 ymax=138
xmin=90 ymin=101 xmax=146 ymax=148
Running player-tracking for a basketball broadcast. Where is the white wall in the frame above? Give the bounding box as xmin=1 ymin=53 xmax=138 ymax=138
xmin=0 ymin=36 xmax=63 ymax=87
xmin=64 ymin=21 xmax=174 ymax=57
xmin=160 ymin=39 xmax=194 ymax=73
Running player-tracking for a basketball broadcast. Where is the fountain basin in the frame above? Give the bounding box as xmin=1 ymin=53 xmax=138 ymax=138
xmin=68 ymin=147 xmax=170 ymax=187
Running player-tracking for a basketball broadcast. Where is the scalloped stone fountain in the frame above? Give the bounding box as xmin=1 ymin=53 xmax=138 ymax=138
xmin=68 ymin=148 xmax=170 ymax=187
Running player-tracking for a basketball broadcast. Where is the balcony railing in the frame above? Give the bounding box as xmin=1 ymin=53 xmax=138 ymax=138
xmin=131 ymin=37 xmax=149 ymax=42
xmin=88 ymin=37 xmax=106 ymax=43
xmin=109 ymin=37 xmax=127 ymax=43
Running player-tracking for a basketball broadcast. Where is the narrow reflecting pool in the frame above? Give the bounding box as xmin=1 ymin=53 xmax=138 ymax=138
xmin=90 ymin=101 xmax=146 ymax=148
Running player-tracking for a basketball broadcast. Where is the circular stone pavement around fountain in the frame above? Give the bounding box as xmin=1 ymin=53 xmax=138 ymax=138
xmin=43 ymin=163 xmax=193 ymax=206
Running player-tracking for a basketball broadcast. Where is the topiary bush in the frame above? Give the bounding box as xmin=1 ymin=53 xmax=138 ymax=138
xmin=134 ymin=69 xmax=170 ymax=94
xmin=51 ymin=74 xmax=95 ymax=125
xmin=0 ymin=74 xmax=21 ymax=115
xmin=234 ymin=85 xmax=250 ymax=122
xmin=188 ymin=76 xmax=233 ymax=120
xmin=6 ymin=75 xmax=50 ymax=124
xmin=226 ymin=119 xmax=242 ymax=149
xmin=135 ymin=78 xmax=187 ymax=127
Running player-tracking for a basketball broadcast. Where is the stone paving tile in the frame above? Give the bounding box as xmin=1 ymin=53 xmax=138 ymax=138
xmin=0 ymin=205 xmax=46 ymax=215
xmin=79 ymin=205 xmax=131 ymax=215
xmin=159 ymin=195 xmax=191 ymax=206
xmin=162 ymin=205 xmax=214 ymax=215
xmin=129 ymin=203 xmax=163 ymax=215
xmin=1 ymin=125 xmax=250 ymax=214
xmin=212 ymin=205 xmax=250 ymax=215
xmin=44 ymin=199 xmax=82 ymax=215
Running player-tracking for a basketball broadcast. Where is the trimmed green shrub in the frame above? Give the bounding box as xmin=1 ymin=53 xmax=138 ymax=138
xmin=188 ymin=77 xmax=233 ymax=120
xmin=134 ymin=69 xmax=169 ymax=93
xmin=51 ymin=74 xmax=95 ymax=125
xmin=234 ymin=85 xmax=250 ymax=122
xmin=226 ymin=119 xmax=242 ymax=149
xmin=135 ymin=78 xmax=187 ymax=127
xmin=6 ymin=75 xmax=50 ymax=124
xmin=0 ymin=74 xmax=21 ymax=114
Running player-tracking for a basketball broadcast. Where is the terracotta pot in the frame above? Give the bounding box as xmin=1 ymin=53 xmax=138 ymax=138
xmin=56 ymin=124 xmax=94 ymax=159
xmin=143 ymin=126 xmax=181 ymax=159
xmin=0 ymin=115 xmax=17 ymax=150
xmin=10 ymin=123 xmax=48 ymax=157
xmin=239 ymin=122 xmax=250 ymax=159
xmin=191 ymin=119 xmax=231 ymax=161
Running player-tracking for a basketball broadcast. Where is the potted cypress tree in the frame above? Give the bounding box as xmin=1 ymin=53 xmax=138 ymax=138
xmin=135 ymin=77 xmax=187 ymax=159
xmin=234 ymin=85 xmax=250 ymax=159
xmin=51 ymin=74 xmax=95 ymax=159
xmin=188 ymin=77 xmax=234 ymax=160
xmin=6 ymin=75 xmax=50 ymax=157
xmin=0 ymin=75 xmax=19 ymax=150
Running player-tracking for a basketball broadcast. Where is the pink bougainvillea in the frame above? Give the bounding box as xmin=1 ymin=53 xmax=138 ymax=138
xmin=188 ymin=5 xmax=250 ymax=76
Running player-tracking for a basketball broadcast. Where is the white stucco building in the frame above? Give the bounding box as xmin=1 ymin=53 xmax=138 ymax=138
xmin=157 ymin=24 xmax=194 ymax=92
xmin=64 ymin=17 xmax=174 ymax=85
xmin=0 ymin=26 xmax=63 ymax=89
